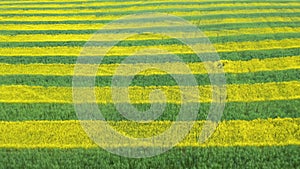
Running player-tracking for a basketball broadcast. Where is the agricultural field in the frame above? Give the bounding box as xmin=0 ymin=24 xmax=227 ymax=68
xmin=0 ymin=0 xmax=299 ymax=168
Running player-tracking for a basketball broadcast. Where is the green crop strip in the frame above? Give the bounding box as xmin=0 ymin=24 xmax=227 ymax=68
xmin=0 ymin=99 xmax=299 ymax=121
xmin=0 ymin=146 xmax=299 ymax=169
xmin=0 ymin=69 xmax=298 ymax=87
xmin=0 ymin=48 xmax=298 ymax=64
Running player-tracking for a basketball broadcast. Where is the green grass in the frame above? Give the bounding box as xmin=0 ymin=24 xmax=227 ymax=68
xmin=0 ymin=99 xmax=299 ymax=121
xmin=0 ymin=69 xmax=299 ymax=87
xmin=0 ymin=48 xmax=298 ymax=64
xmin=0 ymin=146 xmax=299 ymax=169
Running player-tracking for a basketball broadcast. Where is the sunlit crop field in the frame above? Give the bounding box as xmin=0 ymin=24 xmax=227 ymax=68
xmin=0 ymin=0 xmax=299 ymax=168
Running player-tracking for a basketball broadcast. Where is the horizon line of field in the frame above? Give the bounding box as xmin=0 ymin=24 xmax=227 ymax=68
xmin=0 ymin=38 xmax=298 ymax=56
xmin=0 ymin=81 xmax=299 ymax=104
xmin=0 ymin=56 xmax=299 ymax=76
xmin=0 ymin=0 xmax=298 ymax=9
xmin=0 ymin=118 xmax=299 ymax=148
xmin=1 ymin=99 xmax=299 ymax=121
xmin=1 ymin=17 xmax=299 ymax=31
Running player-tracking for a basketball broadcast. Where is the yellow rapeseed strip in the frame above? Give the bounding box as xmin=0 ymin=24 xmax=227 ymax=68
xmin=0 ymin=38 xmax=298 ymax=56
xmin=0 ymin=81 xmax=299 ymax=103
xmin=1 ymin=27 xmax=299 ymax=42
xmin=1 ymin=9 xmax=298 ymax=22
xmin=0 ymin=118 xmax=299 ymax=148
xmin=0 ymin=3 xmax=298 ymax=14
xmin=0 ymin=1 xmax=153 ymax=8
xmin=0 ymin=17 xmax=299 ymax=31
xmin=0 ymin=56 xmax=299 ymax=76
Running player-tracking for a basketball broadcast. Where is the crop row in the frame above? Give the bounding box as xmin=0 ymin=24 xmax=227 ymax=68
xmin=1 ymin=27 xmax=299 ymax=43
xmin=1 ymin=69 xmax=299 ymax=87
xmin=1 ymin=146 xmax=299 ymax=169
xmin=1 ymin=99 xmax=299 ymax=121
xmin=0 ymin=81 xmax=299 ymax=103
xmin=2 ymin=33 xmax=300 ymax=47
xmin=1 ymin=13 xmax=299 ymax=25
xmin=1 ymin=56 xmax=298 ymax=76
xmin=1 ymin=2 xmax=299 ymax=14
xmin=0 ymin=48 xmax=298 ymax=64
xmin=2 ymin=22 xmax=298 ymax=35
xmin=1 ymin=1 xmax=298 ymax=9
xmin=0 ymin=118 xmax=299 ymax=148
xmin=0 ymin=38 xmax=298 ymax=56
xmin=1 ymin=17 xmax=299 ymax=31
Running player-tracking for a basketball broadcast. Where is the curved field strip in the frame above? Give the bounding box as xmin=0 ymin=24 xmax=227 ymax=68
xmin=0 ymin=38 xmax=298 ymax=56
xmin=0 ymin=56 xmax=298 ymax=76
xmin=1 ymin=27 xmax=299 ymax=42
xmin=0 ymin=118 xmax=299 ymax=148
xmin=1 ymin=9 xmax=299 ymax=22
xmin=0 ymin=1 xmax=296 ymax=8
xmin=1 ymin=48 xmax=298 ymax=64
xmin=1 ymin=69 xmax=299 ymax=88
xmin=2 ymin=14 xmax=299 ymax=25
xmin=2 ymin=22 xmax=298 ymax=35
xmin=1 ymin=7 xmax=299 ymax=17
xmin=0 ymin=1 xmax=183 ymax=8
xmin=0 ymin=2 xmax=298 ymax=12
xmin=0 ymin=81 xmax=299 ymax=103
xmin=2 ymin=33 xmax=300 ymax=47
xmin=1 ymin=17 xmax=299 ymax=31
xmin=1 ymin=99 xmax=299 ymax=121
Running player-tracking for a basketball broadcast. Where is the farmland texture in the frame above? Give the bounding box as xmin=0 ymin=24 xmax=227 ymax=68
xmin=0 ymin=0 xmax=300 ymax=168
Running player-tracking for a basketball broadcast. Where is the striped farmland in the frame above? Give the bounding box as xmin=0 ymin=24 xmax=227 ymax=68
xmin=0 ymin=0 xmax=299 ymax=168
